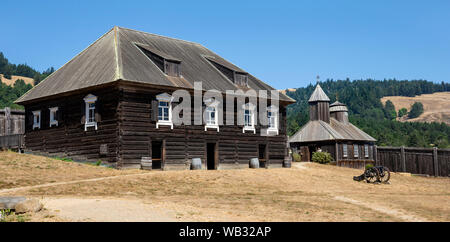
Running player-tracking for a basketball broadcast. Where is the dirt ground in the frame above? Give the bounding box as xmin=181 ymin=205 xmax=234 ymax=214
xmin=1 ymin=151 xmax=449 ymax=222
xmin=380 ymin=92 xmax=450 ymax=125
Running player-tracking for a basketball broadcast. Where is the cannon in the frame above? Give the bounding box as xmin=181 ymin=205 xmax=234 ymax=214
xmin=353 ymin=166 xmax=390 ymax=184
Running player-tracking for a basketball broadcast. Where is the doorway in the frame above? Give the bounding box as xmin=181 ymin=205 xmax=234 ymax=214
xmin=207 ymin=143 xmax=217 ymax=170
xmin=152 ymin=141 xmax=163 ymax=169
xmin=258 ymin=144 xmax=267 ymax=168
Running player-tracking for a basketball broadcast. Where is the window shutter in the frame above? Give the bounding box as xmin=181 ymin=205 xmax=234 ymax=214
xmin=57 ymin=108 xmax=63 ymax=123
xmin=41 ymin=109 xmax=47 ymax=129
xmin=81 ymin=101 xmax=86 ymax=124
xmin=27 ymin=113 xmax=33 ymax=130
xmin=95 ymin=98 xmax=102 ymax=123
xmin=278 ymin=110 xmax=283 ymax=131
xmin=151 ymin=100 xmax=158 ymax=122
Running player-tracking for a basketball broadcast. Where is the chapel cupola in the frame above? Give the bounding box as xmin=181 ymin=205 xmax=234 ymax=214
xmin=308 ymin=83 xmax=330 ymax=123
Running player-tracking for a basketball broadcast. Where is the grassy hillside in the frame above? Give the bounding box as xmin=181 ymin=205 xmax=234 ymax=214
xmin=0 ymin=74 xmax=34 ymax=87
xmin=381 ymin=92 xmax=450 ymax=125
xmin=285 ymin=79 xmax=450 ymax=148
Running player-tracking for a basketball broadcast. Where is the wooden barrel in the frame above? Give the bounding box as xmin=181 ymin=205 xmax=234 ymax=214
xmin=191 ymin=158 xmax=202 ymax=170
xmin=140 ymin=157 xmax=152 ymax=170
xmin=249 ymin=158 xmax=259 ymax=168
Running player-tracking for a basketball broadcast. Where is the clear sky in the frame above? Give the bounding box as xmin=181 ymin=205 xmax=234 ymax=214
xmin=1 ymin=0 xmax=449 ymax=89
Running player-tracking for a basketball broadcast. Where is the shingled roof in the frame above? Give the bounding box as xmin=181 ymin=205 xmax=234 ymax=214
xmin=308 ymin=84 xmax=330 ymax=102
xmin=288 ymin=118 xmax=376 ymax=143
xmin=289 ymin=84 xmax=376 ymax=143
xmin=16 ymin=27 xmax=294 ymax=104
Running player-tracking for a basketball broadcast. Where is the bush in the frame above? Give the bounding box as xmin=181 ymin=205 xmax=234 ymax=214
xmin=292 ymin=152 xmax=301 ymax=162
xmin=398 ymin=108 xmax=408 ymax=117
xmin=311 ymin=151 xmax=333 ymax=164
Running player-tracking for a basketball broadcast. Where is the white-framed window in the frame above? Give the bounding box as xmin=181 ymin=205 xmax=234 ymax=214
xmin=205 ymin=105 xmax=219 ymax=132
xmin=84 ymin=94 xmax=98 ymax=131
xmin=32 ymin=110 xmax=41 ymax=130
xmin=267 ymin=105 xmax=279 ymax=135
xmin=156 ymin=93 xmax=173 ymax=129
xmin=364 ymin=144 xmax=369 ymax=158
xmin=242 ymin=103 xmax=256 ymax=134
xmin=49 ymin=107 xmax=58 ymax=127
xmin=354 ymin=144 xmax=359 ymax=158
xmin=343 ymin=144 xmax=348 ymax=158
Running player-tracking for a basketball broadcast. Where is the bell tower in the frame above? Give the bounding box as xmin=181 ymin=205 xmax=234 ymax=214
xmin=308 ymin=77 xmax=330 ymax=123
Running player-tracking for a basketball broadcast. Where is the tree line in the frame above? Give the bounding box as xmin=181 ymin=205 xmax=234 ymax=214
xmin=0 ymin=52 xmax=54 ymax=85
xmin=286 ymin=79 xmax=450 ymax=148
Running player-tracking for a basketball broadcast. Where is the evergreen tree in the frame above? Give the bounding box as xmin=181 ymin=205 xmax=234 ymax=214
xmin=408 ymin=102 xmax=424 ymax=119
xmin=383 ymin=100 xmax=397 ymax=120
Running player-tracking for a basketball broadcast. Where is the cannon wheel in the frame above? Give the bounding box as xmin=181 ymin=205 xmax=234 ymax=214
xmin=364 ymin=167 xmax=380 ymax=183
xmin=379 ymin=167 xmax=391 ymax=183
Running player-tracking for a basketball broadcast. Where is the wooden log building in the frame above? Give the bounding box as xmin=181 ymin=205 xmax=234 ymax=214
xmin=289 ymin=84 xmax=376 ymax=166
xmin=15 ymin=27 xmax=295 ymax=170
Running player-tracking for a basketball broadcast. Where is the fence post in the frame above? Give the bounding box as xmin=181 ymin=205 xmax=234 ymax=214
xmin=400 ymin=146 xmax=406 ymax=172
xmin=4 ymin=107 xmax=11 ymax=136
xmin=433 ymin=147 xmax=439 ymax=177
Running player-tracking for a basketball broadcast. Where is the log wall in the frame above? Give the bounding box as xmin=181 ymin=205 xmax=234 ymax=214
xmin=117 ymin=84 xmax=289 ymax=170
xmin=24 ymin=87 xmax=120 ymax=165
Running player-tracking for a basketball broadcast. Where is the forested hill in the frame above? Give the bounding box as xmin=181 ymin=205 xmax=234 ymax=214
xmin=285 ymin=79 xmax=450 ymax=148
xmin=0 ymin=52 xmax=54 ymax=109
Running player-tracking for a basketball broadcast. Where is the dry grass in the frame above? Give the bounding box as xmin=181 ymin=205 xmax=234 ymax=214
xmin=381 ymin=92 xmax=450 ymax=124
xmin=0 ymin=151 xmax=142 ymax=189
xmin=0 ymin=74 xmax=34 ymax=86
xmin=1 ymin=151 xmax=449 ymax=221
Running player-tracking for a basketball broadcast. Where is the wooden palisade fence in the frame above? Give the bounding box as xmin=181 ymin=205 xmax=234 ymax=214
xmin=0 ymin=107 xmax=25 ymax=150
xmin=375 ymin=146 xmax=450 ymax=177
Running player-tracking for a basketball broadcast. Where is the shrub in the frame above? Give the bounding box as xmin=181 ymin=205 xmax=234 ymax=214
xmin=398 ymin=108 xmax=408 ymax=117
xmin=311 ymin=151 xmax=333 ymax=164
xmin=292 ymin=152 xmax=302 ymax=162
xmin=365 ymin=164 xmax=374 ymax=170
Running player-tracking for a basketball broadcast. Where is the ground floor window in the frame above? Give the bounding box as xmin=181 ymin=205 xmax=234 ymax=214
xmin=343 ymin=144 xmax=348 ymax=157
xmin=84 ymin=94 xmax=98 ymax=131
xmin=49 ymin=107 xmax=58 ymax=127
xmin=32 ymin=110 xmax=41 ymax=129
xmin=156 ymin=93 xmax=173 ymax=129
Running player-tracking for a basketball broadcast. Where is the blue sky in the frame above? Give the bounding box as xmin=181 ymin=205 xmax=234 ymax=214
xmin=1 ymin=0 xmax=449 ymax=89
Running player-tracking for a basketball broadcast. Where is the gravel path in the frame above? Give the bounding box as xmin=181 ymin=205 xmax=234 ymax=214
xmin=42 ymin=198 xmax=176 ymax=222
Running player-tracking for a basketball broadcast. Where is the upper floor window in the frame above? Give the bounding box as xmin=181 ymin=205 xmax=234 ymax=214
xmin=158 ymin=101 xmax=170 ymax=121
xmin=32 ymin=110 xmax=41 ymax=130
xmin=364 ymin=144 xmax=369 ymax=158
xmin=242 ymin=103 xmax=256 ymax=134
xmin=156 ymin=93 xmax=173 ymax=129
xmin=205 ymin=57 xmax=248 ymax=87
xmin=234 ymin=72 xmax=248 ymax=86
xmin=205 ymin=105 xmax=219 ymax=132
xmin=84 ymin=94 xmax=98 ymax=131
xmin=136 ymin=43 xmax=181 ymax=77
xmin=164 ymin=60 xmax=181 ymax=77
xmin=267 ymin=105 xmax=279 ymax=135
xmin=49 ymin=107 xmax=58 ymax=127
xmin=354 ymin=144 xmax=359 ymax=158
xmin=343 ymin=144 xmax=348 ymax=158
